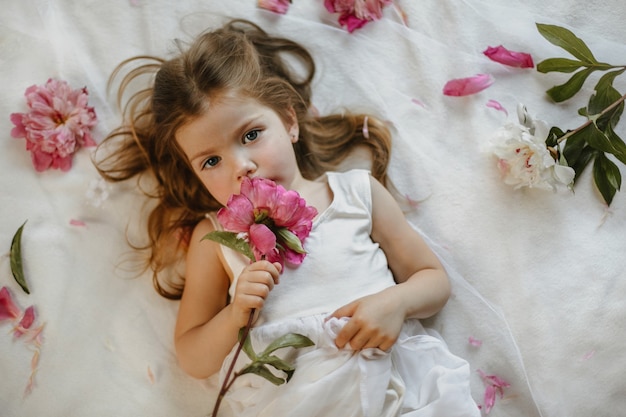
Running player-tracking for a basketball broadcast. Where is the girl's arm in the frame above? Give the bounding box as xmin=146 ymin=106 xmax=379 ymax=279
xmin=329 ymin=176 xmax=450 ymax=351
xmin=174 ymin=218 xmax=281 ymax=379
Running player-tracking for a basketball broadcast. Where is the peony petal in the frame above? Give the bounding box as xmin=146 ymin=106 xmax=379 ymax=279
xmin=249 ymin=223 xmax=277 ymax=259
xmin=443 ymin=74 xmax=494 ymax=96
xmin=0 ymin=287 xmax=22 ymax=321
xmin=486 ymin=99 xmax=508 ymax=116
xmin=468 ymin=336 xmax=483 ymax=347
xmin=484 ymin=45 xmax=534 ymax=68
xmin=257 ymin=0 xmax=290 ymax=14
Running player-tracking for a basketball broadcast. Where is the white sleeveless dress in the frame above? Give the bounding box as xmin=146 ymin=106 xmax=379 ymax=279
xmin=210 ymin=169 xmax=480 ymax=417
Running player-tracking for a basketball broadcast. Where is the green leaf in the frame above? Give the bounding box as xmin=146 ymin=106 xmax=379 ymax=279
xmin=546 ymin=67 xmax=595 ymax=102
xmin=536 ymin=23 xmax=597 ymax=63
xmin=260 ymin=333 xmax=315 ymax=357
xmin=562 ymin=129 xmax=588 ymax=166
xmin=537 ymin=57 xmax=584 ymax=74
xmin=588 ymin=69 xmax=625 ymax=130
xmin=582 ymin=123 xmax=620 ymax=155
xmin=238 ymin=363 xmax=286 ymax=385
xmin=238 ymin=327 xmax=257 ymax=361
xmin=545 ymin=126 xmax=565 ymax=147
xmin=261 ymin=355 xmax=296 ymax=383
xmin=593 ymin=153 xmax=621 ymax=205
xmin=603 ymin=124 xmax=626 ymax=165
xmin=202 ymin=230 xmax=255 ymax=262
xmin=275 ymin=228 xmax=306 ymax=254
xmin=570 ymin=147 xmax=597 ymax=183
xmin=10 ymin=220 xmax=30 ymax=294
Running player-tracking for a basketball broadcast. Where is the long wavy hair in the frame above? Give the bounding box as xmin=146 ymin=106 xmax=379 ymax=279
xmin=94 ymin=19 xmax=392 ymax=299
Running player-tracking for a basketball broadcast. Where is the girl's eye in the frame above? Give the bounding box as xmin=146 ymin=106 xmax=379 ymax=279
xmin=202 ymin=156 xmax=221 ymax=169
xmin=243 ymin=129 xmax=260 ymax=143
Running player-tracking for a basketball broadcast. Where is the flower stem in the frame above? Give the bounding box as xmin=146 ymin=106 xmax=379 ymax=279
xmin=557 ymin=92 xmax=626 ymax=144
xmin=211 ymin=309 xmax=255 ymax=417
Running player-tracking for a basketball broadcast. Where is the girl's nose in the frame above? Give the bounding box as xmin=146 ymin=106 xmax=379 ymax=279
xmin=235 ymin=153 xmax=257 ymax=180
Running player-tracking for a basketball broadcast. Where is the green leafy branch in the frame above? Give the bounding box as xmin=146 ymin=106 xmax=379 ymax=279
xmin=537 ymin=23 xmax=626 ymax=205
xmin=204 ymin=230 xmax=314 ymax=417
xmin=211 ymin=321 xmax=314 ymax=417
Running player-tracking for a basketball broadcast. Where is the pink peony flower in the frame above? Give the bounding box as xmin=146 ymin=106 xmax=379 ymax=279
xmin=324 ymin=0 xmax=393 ymax=32
xmin=443 ymin=74 xmax=494 ymax=96
xmin=0 ymin=287 xmax=21 ymax=321
xmin=477 ymin=369 xmax=511 ymax=414
xmin=258 ymin=0 xmax=291 ymax=14
xmin=10 ymin=78 xmax=98 ymax=172
xmin=216 ymin=177 xmax=318 ymax=267
xmin=484 ymin=45 xmax=534 ymax=68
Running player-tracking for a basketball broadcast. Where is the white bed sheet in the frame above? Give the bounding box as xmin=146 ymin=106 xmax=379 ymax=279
xmin=1 ymin=1 xmax=625 ymax=416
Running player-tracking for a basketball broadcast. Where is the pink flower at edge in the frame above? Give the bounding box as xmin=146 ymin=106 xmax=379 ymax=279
xmin=10 ymin=78 xmax=98 ymax=172
xmin=477 ymin=369 xmax=511 ymax=414
xmin=0 ymin=287 xmax=21 ymax=321
xmin=443 ymin=74 xmax=495 ymax=97
xmin=257 ymin=0 xmax=291 ymax=14
xmin=484 ymin=45 xmax=534 ymax=68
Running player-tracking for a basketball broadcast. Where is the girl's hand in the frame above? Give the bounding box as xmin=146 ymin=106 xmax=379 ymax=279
xmin=327 ymin=290 xmax=405 ymax=352
xmin=230 ymin=260 xmax=282 ymax=327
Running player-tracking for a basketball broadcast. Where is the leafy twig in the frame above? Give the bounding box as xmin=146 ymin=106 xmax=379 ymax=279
xmin=537 ymin=23 xmax=626 ymax=205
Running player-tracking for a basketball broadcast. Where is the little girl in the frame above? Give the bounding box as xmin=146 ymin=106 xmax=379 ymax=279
xmin=96 ymin=19 xmax=479 ymax=417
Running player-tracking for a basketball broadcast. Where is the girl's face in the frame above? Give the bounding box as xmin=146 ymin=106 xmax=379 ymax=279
xmin=176 ymin=91 xmax=302 ymax=206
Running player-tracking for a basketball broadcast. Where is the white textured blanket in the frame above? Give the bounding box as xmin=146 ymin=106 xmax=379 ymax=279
xmin=1 ymin=1 xmax=625 ymax=416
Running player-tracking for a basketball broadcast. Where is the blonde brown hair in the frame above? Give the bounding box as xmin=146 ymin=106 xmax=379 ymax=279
xmin=94 ymin=19 xmax=392 ymax=299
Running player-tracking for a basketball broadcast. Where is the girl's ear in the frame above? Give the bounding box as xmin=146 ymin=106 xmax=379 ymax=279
xmin=286 ymin=107 xmax=299 ymax=143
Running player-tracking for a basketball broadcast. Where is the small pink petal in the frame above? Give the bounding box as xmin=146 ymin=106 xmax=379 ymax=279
xmin=14 ymin=306 xmax=36 ymax=338
xmin=69 ymin=219 xmax=87 ymax=227
xmin=443 ymin=74 xmax=494 ymax=96
xmin=486 ymin=99 xmax=508 ymax=115
xmin=0 ymin=287 xmax=21 ymax=321
xmin=249 ymin=223 xmax=277 ymax=259
xmin=411 ymin=98 xmax=426 ymax=108
xmin=582 ymin=350 xmax=595 ymax=360
xmin=484 ymin=45 xmax=534 ymax=68
xmin=468 ymin=336 xmax=483 ymax=347
xmin=258 ymin=0 xmax=290 ymax=14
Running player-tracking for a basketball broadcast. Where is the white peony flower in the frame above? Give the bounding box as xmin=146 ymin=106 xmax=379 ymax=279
xmin=490 ymin=104 xmax=575 ymax=190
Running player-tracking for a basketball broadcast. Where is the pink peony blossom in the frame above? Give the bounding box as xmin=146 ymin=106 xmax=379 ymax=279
xmin=477 ymin=369 xmax=511 ymax=414
xmin=10 ymin=78 xmax=98 ymax=172
xmin=324 ymin=0 xmax=393 ymax=32
xmin=0 ymin=287 xmax=21 ymax=321
xmin=443 ymin=74 xmax=494 ymax=96
xmin=217 ymin=177 xmax=318 ymax=267
xmin=258 ymin=0 xmax=291 ymax=14
xmin=484 ymin=45 xmax=534 ymax=68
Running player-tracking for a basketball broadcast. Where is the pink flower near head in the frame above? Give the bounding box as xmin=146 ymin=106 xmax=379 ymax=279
xmin=258 ymin=0 xmax=291 ymax=14
xmin=10 ymin=78 xmax=98 ymax=172
xmin=216 ymin=177 xmax=318 ymax=267
xmin=443 ymin=74 xmax=494 ymax=96
xmin=484 ymin=45 xmax=534 ymax=68
xmin=324 ymin=0 xmax=393 ymax=32
xmin=0 ymin=287 xmax=21 ymax=321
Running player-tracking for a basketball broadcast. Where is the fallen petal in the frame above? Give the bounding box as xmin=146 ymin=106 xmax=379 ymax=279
xmin=0 ymin=287 xmax=21 ymax=321
xmin=443 ymin=74 xmax=494 ymax=96
xmin=484 ymin=45 xmax=534 ymax=68
xmin=486 ymin=99 xmax=508 ymax=115
xmin=468 ymin=336 xmax=483 ymax=347
xmin=258 ymin=0 xmax=290 ymax=14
